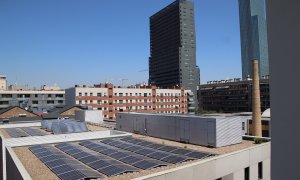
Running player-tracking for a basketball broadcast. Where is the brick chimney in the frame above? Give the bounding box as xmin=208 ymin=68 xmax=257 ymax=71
xmin=252 ymin=59 xmax=262 ymax=136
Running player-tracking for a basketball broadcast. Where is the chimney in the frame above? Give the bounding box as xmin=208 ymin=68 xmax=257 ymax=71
xmin=252 ymin=59 xmax=262 ymax=136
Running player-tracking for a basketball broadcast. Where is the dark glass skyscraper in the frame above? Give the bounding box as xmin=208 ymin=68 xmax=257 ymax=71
xmin=149 ymin=0 xmax=200 ymax=108
xmin=238 ymin=0 xmax=269 ymax=79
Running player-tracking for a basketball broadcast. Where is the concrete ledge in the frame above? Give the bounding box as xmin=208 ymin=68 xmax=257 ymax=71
xmin=6 ymin=147 xmax=31 ymax=180
xmin=134 ymin=142 xmax=271 ymax=180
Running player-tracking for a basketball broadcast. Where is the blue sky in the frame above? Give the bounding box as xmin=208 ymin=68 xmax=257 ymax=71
xmin=0 ymin=0 xmax=241 ymax=89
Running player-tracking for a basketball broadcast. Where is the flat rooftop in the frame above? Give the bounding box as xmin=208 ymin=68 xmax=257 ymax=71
xmin=10 ymin=134 xmax=256 ymax=180
xmin=0 ymin=123 xmax=108 ymax=139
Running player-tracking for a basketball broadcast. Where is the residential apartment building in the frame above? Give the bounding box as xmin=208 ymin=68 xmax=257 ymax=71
xmin=149 ymin=0 xmax=200 ymax=108
xmin=65 ymin=84 xmax=194 ymax=120
xmin=238 ymin=0 xmax=269 ymax=79
xmin=199 ymin=77 xmax=270 ymax=113
xmin=0 ymin=90 xmax=65 ymax=113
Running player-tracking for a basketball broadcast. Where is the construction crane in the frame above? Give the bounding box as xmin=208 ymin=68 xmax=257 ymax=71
xmin=120 ymin=78 xmax=128 ymax=87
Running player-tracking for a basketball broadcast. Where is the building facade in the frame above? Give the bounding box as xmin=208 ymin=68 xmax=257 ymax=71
xmin=238 ymin=0 xmax=269 ymax=79
xmin=149 ymin=0 xmax=200 ymax=108
xmin=199 ymin=78 xmax=270 ymax=113
xmin=0 ymin=76 xmax=6 ymax=91
xmin=65 ymin=84 xmax=194 ymax=120
xmin=0 ymin=90 xmax=65 ymax=113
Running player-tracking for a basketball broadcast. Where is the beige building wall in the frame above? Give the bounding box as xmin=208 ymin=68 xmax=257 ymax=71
xmin=0 ymin=76 xmax=7 ymax=91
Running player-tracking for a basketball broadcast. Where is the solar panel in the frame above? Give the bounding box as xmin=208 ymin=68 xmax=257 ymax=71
xmin=137 ymin=141 xmax=153 ymax=146
xmin=120 ymin=137 xmax=212 ymax=160
xmin=89 ymin=160 xmax=111 ymax=170
xmin=5 ymin=128 xmax=29 ymax=138
xmin=114 ymin=164 xmax=140 ymax=172
xmin=170 ymin=148 xmax=193 ymax=155
xmin=73 ymin=152 xmax=90 ymax=159
xmin=80 ymin=140 xmax=166 ymax=170
xmin=115 ymin=143 xmax=133 ymax=149
xmin=78 ymin=140 xmax=93 ymax=146
xmin=29 ymin=144 xmax=103 ymax=180
xmin=98 ymin=165 xmax=125 ymax=176
xmin=110 ymin=152 xmax=130 ymax=160
xmin=120 ymin=156 xmax=143 ymax=164
xmin=57 ymin=142 xmax=139 ymax=177
xmin=46 ymin=159 xmax=66 ymax=168
xmin=145 ymin=143 xmax=165 ymax=149
xmin=148 ymin=152 xmax=170 ymax=160
xmin=100 ymin=149 xmax=119 ymax=155
xmin=125 ymin=146 xmax=143 ymax=152
xmin=159 ymin=146 xmax=178 ymax=152
xmin=135 ymin=148 xmax=156 ymax=156
xmin=66 ymin=148 xmax=82 ymax=155
xmin=20 ymin=127 xmax=47 ymax=136
xmin=51 ymin=164 xmax=75 ymax=175
xmin=101 ymin=139 xmax=115 ymax=144
xmin=161 ymin=155 xmax=187 ymax=164
xmin=57 ymin=170 xmax=86 ymax=180
xmin=80 ymin=155 xmax=100 ymax=164
xmin=133 ymin=160 xmax=161 ymax=170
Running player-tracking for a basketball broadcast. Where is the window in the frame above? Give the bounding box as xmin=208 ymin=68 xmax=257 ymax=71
xmin=79 ymin=100 xmax=82 ymax=104
xmin=2 ymin=94 xmax=12 ymax=98
xmin=85 ymin=93 xmax=88 ymax=96
xmin=47 ymin=100 xmax=54 ymax=104
xmin=244 ymin=167 xmax=249 ymax=180
xmin=144 ymin=93 xmax=147 ymax=97
xmin=90 ymin=93 xmax=93 ymax=96
xmin=48 ymin=94 xmax=52 ymax=98
xmin=79 ymin=93 xmax=82 ymax=96
xmin=97 ymin=93 xmax=102 ymax=97
xmin=58 ymin=100 xmax=63 ymax=104
xmin=32 ymin=101 xmax=38 ymax=104
xmin=258 ymin=162 xmax=263 ymax=179
xmin=242 ymin=122 xmax=245 ymax=130
xmin=0 ymin=101 xmax=9 ymax=105
xmin=56 ymin=94 xmax=63 ymax=98
xmin=119 ymin=93 xmax=123 ymax=97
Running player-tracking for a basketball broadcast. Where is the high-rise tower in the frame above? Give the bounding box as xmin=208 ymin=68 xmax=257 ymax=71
xmin=149 ymin=0 xmax=200 ymax=109
xmin=238 ymin=0 xmax=269 ymax=79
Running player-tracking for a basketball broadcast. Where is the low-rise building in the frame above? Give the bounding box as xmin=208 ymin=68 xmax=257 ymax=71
xmin=0 ymin=89 xmax=65 ymax=113
xmin=0 ymin=118 xmax=270 ymax=180
xmin=199 ymin=77 xmax=270 ymax=113
xmin=0 ymin=106 xmax=40 ymax=123
xmin=66 ymin=83 xmax=195 ymax=120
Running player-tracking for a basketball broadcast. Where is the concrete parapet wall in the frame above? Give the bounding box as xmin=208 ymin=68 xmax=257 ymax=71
xmin=134 ymin=142 xmax=270 ymax=180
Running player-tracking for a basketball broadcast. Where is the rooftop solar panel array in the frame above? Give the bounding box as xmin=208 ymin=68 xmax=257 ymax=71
xmin=28 ymin=137 xmax=214 ymax=179
xmin=5 ymin=127 xmax=47 ymax=138
xmin=120 ymin=137 xmax=212 ymax=159
xmin=55 ymin=143 xmax=139 ymax=176
xmin=100 ymin=138 xmax=195 ymax=164
xmin=20 ymin=127 xmax=48 ymax=136
xmin=5 ymin=128 xmax=29 ymax=138
xmin=79 ymin=140 xmax=167 ymax=170
xmin=29 ymin=145 xmax=103 ymax=180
